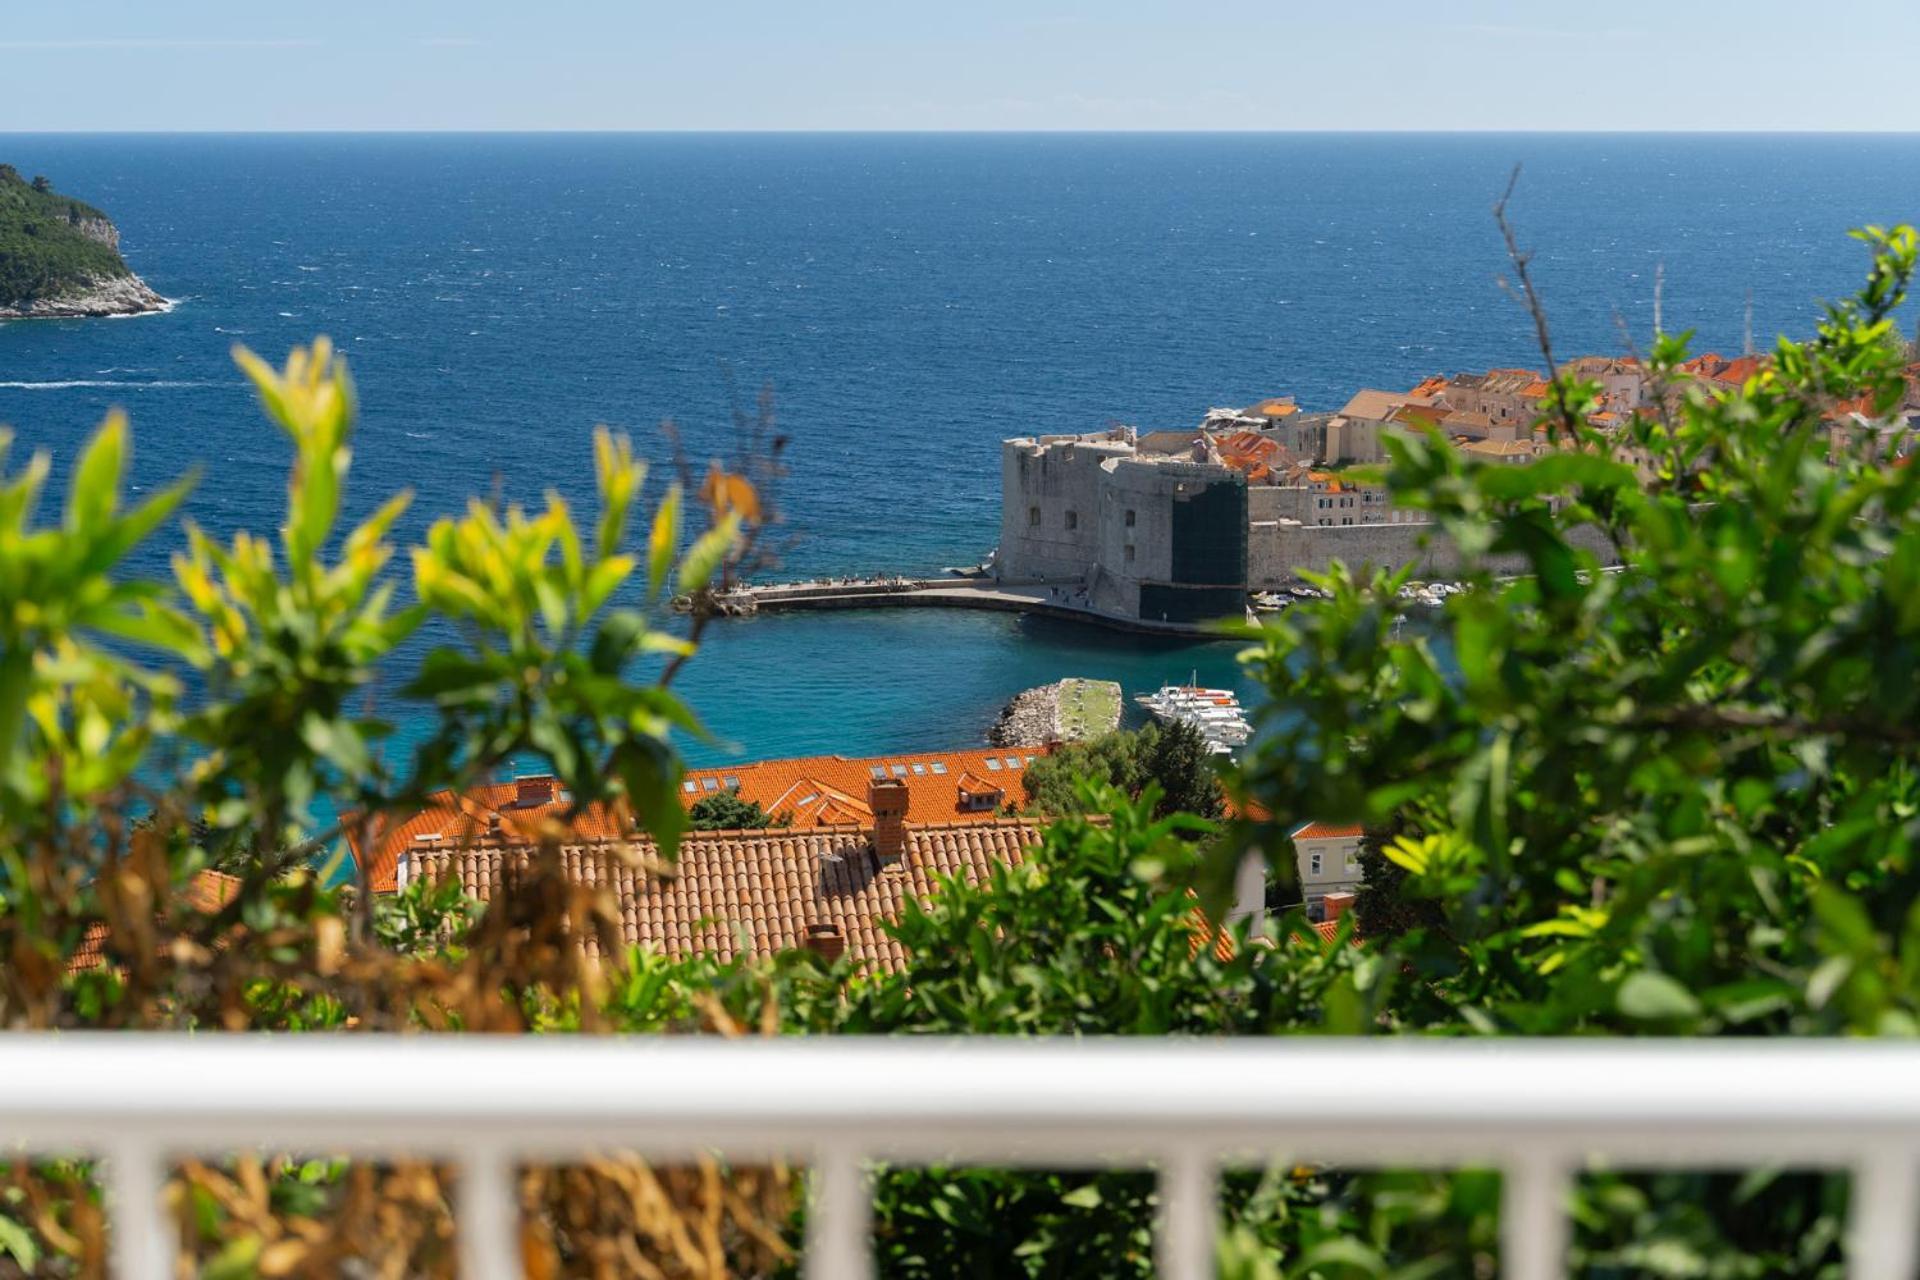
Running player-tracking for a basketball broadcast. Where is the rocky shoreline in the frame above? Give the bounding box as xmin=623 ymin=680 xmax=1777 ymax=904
xmin=0 ymin=272 xmax=170 ymax=319
xmin=989 ymin=684 xmax=1063 ymax=748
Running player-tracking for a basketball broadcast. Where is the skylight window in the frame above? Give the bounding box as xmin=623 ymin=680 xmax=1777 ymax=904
xmin=930 ymin=761 xmax=948 ymax=775
xmin=985 ymin=758 xmax=1002 ymax=771
xmin=700 ymin=777 xmax=720 ymax=791
xmin=891 ymin=764 xmax=908 ymax=777
xmin=911 ymin=763 xmax=926 ymax=775
xmin=1003 ymin=756 xmax=1020 ymax=768
xmin=723 ymin=775 xmax=740 ymax=789
xmin=870 ymin=766 xmax=886 ymax=779
xmin=682 ymin=780 xmax=697 ymax=793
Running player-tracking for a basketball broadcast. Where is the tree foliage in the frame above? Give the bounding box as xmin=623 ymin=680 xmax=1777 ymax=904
xmin=1022 ymin=720 xmax=1225 ymax=821
xmin=0 ymin=167 xmax=125 ymax=304
xmin=1209 ymin=222 xmax=1920 ymax=1272
xmin=686 ymin=788 xmax=783 ymax=830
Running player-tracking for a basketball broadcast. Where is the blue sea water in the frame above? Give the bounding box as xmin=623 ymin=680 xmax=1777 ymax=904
xmin=2 ymin=133 xmax=1917 ymax=767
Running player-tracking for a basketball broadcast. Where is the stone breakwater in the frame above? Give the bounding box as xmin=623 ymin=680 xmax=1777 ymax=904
xmin=989 ymin=684 xmax=1062 ymax=748
xmin=0 ymin=272 xmax=169 ymax=319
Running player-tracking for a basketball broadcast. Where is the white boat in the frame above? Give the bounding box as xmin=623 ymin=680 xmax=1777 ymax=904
xmin=1134 ymin=675 xmax=1253 ymax=754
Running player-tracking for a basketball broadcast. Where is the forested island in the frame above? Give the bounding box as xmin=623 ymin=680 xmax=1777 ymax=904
xmin=0 ymin=165 xmax=166 ymax=318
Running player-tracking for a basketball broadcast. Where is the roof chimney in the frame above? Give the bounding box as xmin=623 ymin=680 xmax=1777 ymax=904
xmin=1323 ymin=890 xmax=1356 ymax=923
xmin=804 ymin=922 xmax=845 ymax=963
xmin=515 ymin=775 xmax=556 ymax=808
xmin=869 ymin=776 xmax=909 ymax=861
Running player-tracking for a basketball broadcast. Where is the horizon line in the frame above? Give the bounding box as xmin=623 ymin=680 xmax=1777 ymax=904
xmin=6 ymin=127 xmax=1920 ymax=138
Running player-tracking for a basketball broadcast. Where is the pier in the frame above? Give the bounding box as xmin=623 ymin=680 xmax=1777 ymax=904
xmin=700 ymin=577 xmax=1233 ymax=637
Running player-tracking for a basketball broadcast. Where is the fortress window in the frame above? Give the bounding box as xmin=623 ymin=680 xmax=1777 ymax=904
xmin=1064 ymin=510 xmax=1078 ymax=530
xmin=1125 ymin=509 xmax=1136 ymax=527
xmin=1124 ymin=545 xmax=1135 ymax=563
xmin=1028 ymin=506 xmax=1041 ymax=527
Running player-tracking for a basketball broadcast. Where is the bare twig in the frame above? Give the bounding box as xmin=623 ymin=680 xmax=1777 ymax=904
xmin=1492 ymin=165 xmax=1582 ymax=445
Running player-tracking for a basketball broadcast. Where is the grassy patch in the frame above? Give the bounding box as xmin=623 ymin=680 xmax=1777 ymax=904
xmin=1057 ymin=679 xmax=1121 ymax=741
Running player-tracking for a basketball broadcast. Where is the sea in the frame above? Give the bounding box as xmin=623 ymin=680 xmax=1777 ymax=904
xmin=2 ymin=133 xmax=1917 ymax=770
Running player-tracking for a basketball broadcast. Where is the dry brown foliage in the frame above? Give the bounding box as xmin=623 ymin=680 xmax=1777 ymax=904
xmin=3 ymin=799 xmax=799 ymax=1279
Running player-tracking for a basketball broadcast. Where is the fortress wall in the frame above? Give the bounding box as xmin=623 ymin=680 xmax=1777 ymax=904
xmin=997 ymin=438 xmax=1130 ymax=583
xmin=1250 ymin=519 xmax=1620 ymax=586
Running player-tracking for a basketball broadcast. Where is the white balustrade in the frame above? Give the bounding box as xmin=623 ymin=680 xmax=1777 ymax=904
xmin=2 ymin=1037 xmax=1916 ymax=1278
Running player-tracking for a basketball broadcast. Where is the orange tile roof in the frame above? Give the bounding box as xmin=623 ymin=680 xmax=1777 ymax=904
xmin=1679 ymin=353 xmax=1769 ymax=389
xmin=69 ymin=870 xmax=242 ymax=971
xmin=1309 ymin=918 xmax=1363 ymax=948
xmin=1212 ymin=429 xmax=1293 ymax=482
xmin=347 ymin=746 xmax=1051 ymax=893
xmin=1247 ymin=397 xmax=1298 ymax=419
xmin=1292 ymin=821 xmax=1365 ymax=840
xmin=1388 ymin=403 xmax=1452 ymax=430
xmin=403 ymin=822 xmax=1042 ymax=973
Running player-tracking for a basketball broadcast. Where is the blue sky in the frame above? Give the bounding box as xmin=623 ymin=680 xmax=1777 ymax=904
xmin=4 ymin=0 xmax=1916 ymax=132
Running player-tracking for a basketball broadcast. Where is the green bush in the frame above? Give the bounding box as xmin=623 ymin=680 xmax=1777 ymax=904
xmin=687 ymin=787 xmax=785 ymax=830
xmin=1023 ymin=720 xmax=1225 ymax=821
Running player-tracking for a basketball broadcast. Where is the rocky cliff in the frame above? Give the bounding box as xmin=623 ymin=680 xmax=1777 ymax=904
xmin=0 ymin=165 xmax=167 ymax=319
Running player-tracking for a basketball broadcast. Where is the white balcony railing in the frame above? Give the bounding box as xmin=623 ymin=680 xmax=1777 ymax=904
xmin=4 ymin=1037 xmax=1920 ymax=1278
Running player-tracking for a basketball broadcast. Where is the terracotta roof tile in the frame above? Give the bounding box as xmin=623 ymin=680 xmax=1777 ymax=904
xmin=1292 ymin=821 xmax=1365 ymax=840
xmin=402 ymin=821 xmax=1042 ymax=973
xmin=347 ymin=746 xmax=1050 ymax=893
xmin=68 ymin=870 xmax=242 ymax=972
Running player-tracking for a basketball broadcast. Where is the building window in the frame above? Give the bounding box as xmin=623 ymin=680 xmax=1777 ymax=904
xmin=985 ymin=757 xmax=1003 ymax=771
xmin=1028 ymin=506 xmax=1040 ymax=527
xmin=891 ymin=764 xmax=908 ymax=777
xmin=1310 ymin=852 xmax=1323 ymax=875
xmin=870 ymin=765 xmax=886 ymax=779
xmin=723 ymin=775 xmax=739 ymax=789
xmin=930 ymin=761 xmax=948 ymax=775
xmin=1125 ymin=509 xmax=1136 ymax=527
xmin=1064 ymin=510 xmax=1078 ymax=531
xmin=700 ymin=777 xmax=719 ymax=792
xmin=1124 ymin=545 xmax=1135 ymax=563
xmin=911 ymin=763 xmax=926 ymax=775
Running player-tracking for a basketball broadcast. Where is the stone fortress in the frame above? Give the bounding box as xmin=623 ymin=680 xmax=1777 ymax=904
xmin=992 ymin=360 xmax=1676 ymax=629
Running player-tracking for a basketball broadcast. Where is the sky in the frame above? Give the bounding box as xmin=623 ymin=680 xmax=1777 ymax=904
xmin=2 ymin=0 xmax=1916 ymax=133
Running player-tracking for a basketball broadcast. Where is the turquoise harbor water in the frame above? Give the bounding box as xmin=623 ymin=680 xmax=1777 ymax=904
xmin=3 ymin=133 xmax=1918 ymax=766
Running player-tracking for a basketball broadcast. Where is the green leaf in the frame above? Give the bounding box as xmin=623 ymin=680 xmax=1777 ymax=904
xmin=648 ymin=483 xmax=682 ymax=600
xmin=613 ymin=737 xmax=686 ymax=861
xmin=65 ymin=411 xmax=126 ymax=532
xmin=0 ymin=1212 xmax=39 ymax=1270
xmin=1617 ymin=971 xmax=1702 ymax=1022
xmin=677 ymin=512 xmax=741 ymax=594
xmin=1059 ymin=1183 xmax=1103 ymax=1210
